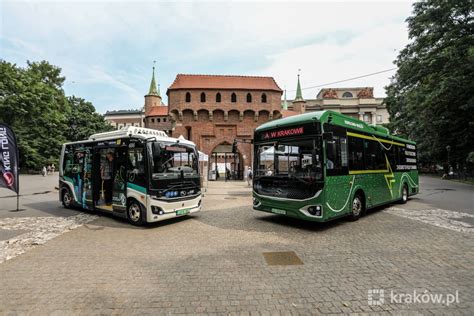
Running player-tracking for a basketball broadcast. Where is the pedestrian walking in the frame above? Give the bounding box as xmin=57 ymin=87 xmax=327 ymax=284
xmin=246 ymin=166 xmax=253 ymax=187
xmin=47 ymin=165 xmax=52 ymax=175
xmin=42 ymin=166 xmax=47 ymax=177
xmin=101 ymin=152 xmax=114 ymax=205
xmin=51 ymin=163 xmax=55 ymax=173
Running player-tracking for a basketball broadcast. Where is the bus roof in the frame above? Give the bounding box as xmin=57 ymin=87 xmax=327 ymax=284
xmin=63 ymin=126 xmax=197 ymax=147
xmin=89 ymin=126 xmax=167 ymax=140
xmin=255 ymin=110 xmax=415 ymax=145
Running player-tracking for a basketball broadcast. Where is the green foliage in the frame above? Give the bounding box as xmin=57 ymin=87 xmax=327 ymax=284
xmin=0 ymin=60 xmax=113 ymax=170
xmin=66 ymin=96 xmax=113 ymax=142
xmin=385 ymin=0 xmax=474 ymax=165
xmin=467 ymin=152 xmax=474 ymax=164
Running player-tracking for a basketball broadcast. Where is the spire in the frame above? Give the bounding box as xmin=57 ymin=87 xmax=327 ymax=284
xmin=294 ymin=69 xmax=304 ymax=102
xmin=148 ymin=61 xmax=159 ymax=96
xmin=292 ymin=70 xmax=306 ymax=113
xmin=282 ymin=89 xmax=288 ymax=110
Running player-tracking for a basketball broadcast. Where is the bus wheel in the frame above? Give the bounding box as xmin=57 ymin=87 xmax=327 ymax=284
xmin=127 ymin=200 xmax=145 ymax=226
xmin=349 ymin=193 xmax=364 ymax=221
xmin=62 ymin=189 xmax=73 ymax=209
xmin=400 ymin=184 xmax=408 ymax=204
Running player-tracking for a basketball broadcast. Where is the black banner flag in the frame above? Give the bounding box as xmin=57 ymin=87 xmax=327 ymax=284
xmin=0 ymin=124 xmax=19 ymax=194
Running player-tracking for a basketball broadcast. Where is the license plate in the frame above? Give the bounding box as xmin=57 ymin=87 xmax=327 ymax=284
xmin=271 ymin=208 xmax=286 ymax=215
xmin=176 ymin=208 xmax=190 ymax=216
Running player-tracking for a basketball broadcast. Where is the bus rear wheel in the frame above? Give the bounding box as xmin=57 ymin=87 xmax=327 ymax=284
xmin=127 ymin=200 xmax=145 ymax=226
xmin=400 ymin=184 xmax=408 ymax=204
xmin=349 ymin=193 xmax=364 ymax=221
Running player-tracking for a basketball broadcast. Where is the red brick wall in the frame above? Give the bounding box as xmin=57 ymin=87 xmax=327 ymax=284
xmin=168 ymin=89 xmax=282 ymax=172
xmin=144 ymin=116 xmax=173 ymax=134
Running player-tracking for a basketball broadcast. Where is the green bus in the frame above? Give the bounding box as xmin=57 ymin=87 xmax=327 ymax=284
xmin=252 ymin=110 xmax=418 ymax=222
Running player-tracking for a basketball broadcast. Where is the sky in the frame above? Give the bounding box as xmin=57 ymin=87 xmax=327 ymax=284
xmin=1 ymin=0 xmax=414 ymax=114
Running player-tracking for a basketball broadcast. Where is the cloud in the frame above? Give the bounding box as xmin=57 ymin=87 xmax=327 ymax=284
xmin=260 ymin=21 xmax=409 ymax=99
xmin=1 ymin=1 xmax=414 ymax=112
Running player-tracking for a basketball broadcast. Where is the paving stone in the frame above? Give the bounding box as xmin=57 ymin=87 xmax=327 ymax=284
xmin=0 ymin=182 xmax=473 ymax=314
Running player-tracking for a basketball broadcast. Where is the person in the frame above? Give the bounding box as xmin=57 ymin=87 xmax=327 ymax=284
xmin=101 ymin=152 xmax=114 ymax=205
xmin=51 ymin=163 xmax=55 ymax=173
xmin=47 ymin=165 xmax=52 ymax=175
xmin=266 ymin=167 xmax=273 ymax=176
xmin=246 ymin=167 xmax=253 ymax=186
xmin=42 ymin=166 xmax=47 ymax=177
xmin=226 ymin=167 xmax=231 ymax=180
xmin=442 ymin=162 xmax=449 ymax=179
xmin=326 ymin=159 xmax=334 ymax=169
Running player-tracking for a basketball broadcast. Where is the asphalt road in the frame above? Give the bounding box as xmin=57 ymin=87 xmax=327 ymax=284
xmin=415 ymin=175 xmax=474 ymax=214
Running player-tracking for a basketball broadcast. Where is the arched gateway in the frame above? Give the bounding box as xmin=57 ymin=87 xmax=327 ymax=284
xmin=209 ymin=142 xmax=242 ymax=181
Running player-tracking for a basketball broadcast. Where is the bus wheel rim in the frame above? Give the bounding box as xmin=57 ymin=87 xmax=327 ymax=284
xmin=63 ymin=191 xmax=71 ymax=206
xmin=352 ymin=197 xmax=361 ymax=216
xmin=129 ymin=204 xmax=141 ymax=222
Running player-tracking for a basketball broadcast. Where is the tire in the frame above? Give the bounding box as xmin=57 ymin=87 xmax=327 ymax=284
xmin=400 ymin=184 xmax=408 ymax=204
xmin=127 ymin=200 xmax=145 ymax=226
xmin=62 ymin=188 xmax=73 ymax=209
xmin=348 ymin=193 xmax=364 ymax=221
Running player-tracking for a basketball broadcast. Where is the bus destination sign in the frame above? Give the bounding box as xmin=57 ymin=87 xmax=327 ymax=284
xmin=260 ymin=127 xmax=304 ymax=140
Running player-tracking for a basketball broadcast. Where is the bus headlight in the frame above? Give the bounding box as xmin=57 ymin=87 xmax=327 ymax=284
xmin=306 ymin=205 xmax=322 ymax=217
xmin=253 ymin=197 xmax=261 ymax=207
xmin=152 ymin=206 xmax=165 ymax=215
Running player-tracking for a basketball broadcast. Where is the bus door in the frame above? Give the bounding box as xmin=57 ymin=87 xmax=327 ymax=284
xmin=63 ymin=144 xmax=91 ymax=209
xmin=126 ymin=142 xmax=147 ymax=203
xmin=93 ymin=145 xmax=118 ymax=212
xmin=324 ymin=124 xmax=351 ymax=213
xmin=112 ymin=146 xmax=128 ymax=215
xmin=82 ymin=144 xmax=94 ymax=210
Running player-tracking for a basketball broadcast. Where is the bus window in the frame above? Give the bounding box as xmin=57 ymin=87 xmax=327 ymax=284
xmin=128 ymin=145 xmax=146 ymax=186
xmin=364 ymin=140 xmax=385 ymax=170
xmin=64 ymin=145 xmax=84 ymax=177
xmin=326 ymin=136 xmax=348 ymax=171
xmin=63 ymin=145 xmax=73 ymax=175
xmin=387 ymin=144 xmax=398 ymax=168
xmin=348 ymin=137 xmax=365 ymax=170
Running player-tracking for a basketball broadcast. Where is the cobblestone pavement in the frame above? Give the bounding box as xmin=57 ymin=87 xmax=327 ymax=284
xmin=0 ymin=180 xmax=473 ymax=315
xmin=0 ymin=214 xmax=97 ymax=263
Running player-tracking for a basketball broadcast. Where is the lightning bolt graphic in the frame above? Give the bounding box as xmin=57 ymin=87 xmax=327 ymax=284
xmin=384 ymin=155 xmax=395 ymax=198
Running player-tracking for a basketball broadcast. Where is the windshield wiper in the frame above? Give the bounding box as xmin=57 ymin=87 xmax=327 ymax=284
xmin=160 ymin=156 xmax=175 ymax=170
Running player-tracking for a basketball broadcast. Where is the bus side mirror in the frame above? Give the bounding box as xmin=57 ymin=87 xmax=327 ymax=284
xmin=152 ymin=142 xmax=161 ymax=158
xmin=323 ymin=132 xmax=333 ymax=141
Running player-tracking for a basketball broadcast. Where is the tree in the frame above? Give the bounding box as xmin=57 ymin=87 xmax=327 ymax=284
xmin=385 ymin=0 xmax=474 ymax=166
xmin=0 ymin=60 xmax=113 ymax=171
xmin=66 ymin=96 xmax=113 ymax=142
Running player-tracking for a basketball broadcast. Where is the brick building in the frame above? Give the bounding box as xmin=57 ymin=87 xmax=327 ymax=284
xmin=167 ymin=74 xmax=283 ymax=179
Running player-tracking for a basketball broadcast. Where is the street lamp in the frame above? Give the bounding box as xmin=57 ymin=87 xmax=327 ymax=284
xmin=446 ymin=145 xmax=451 ymax=169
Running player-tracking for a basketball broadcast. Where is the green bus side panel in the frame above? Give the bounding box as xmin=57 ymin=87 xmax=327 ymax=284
xmin=254 ymin=170 xmax=419 ymax=223
xmin=127 ymin=183 xmax=147 ymax=194
xmin=324 ymin=170 xmax=419 ymax=219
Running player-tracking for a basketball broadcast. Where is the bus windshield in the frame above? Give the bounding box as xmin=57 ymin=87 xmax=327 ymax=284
xmin=150 ymin=142 xmax=199 ymax=180
xmin=255 ymin=139 xmax=323 ymax=180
